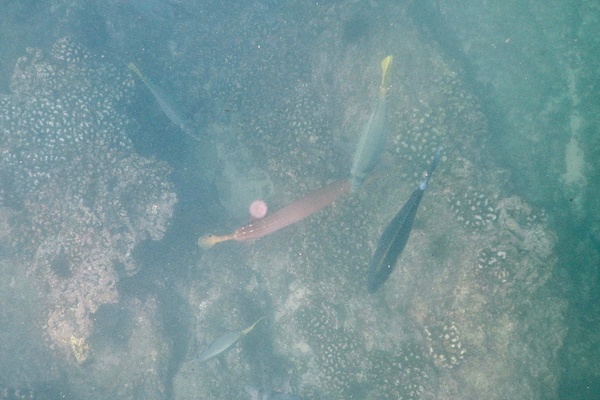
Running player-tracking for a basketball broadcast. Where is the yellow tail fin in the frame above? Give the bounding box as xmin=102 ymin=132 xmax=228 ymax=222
xmin=380 ymin=55 xmax=393 ymax=89
xmin=127 ymin=63 xmax=147 ymax=84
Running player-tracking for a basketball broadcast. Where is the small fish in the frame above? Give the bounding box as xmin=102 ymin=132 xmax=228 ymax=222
xmin=127 ymin=63 xmax=201 ymax=142
xmin=197 ymin=317 xmax=264 ymax=363
xmin=244 ymin=386 xmax=305 ymax=400
xmin=199 ymin=179 xmax=351 ymax=248
xmin=350 ymin=55 xmax=393 ymax=191
xmin=367 ymin=148 xmax=442 ymax=293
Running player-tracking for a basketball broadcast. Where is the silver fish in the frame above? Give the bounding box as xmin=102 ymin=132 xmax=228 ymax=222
xmin=197 ymin=317 xmax=264 ymax=363
xmin=350 ymin=55 xmax=393 ymax=191
xmin=127 ymin=63 xmax=201 ymax=143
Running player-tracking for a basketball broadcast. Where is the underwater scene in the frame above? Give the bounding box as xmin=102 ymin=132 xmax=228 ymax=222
xmin=0 ymin=1 xmax=598 ymax=399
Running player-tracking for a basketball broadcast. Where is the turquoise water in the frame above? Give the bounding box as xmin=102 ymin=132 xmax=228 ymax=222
xmin=0 ymin=1 xmax=598 ymax=399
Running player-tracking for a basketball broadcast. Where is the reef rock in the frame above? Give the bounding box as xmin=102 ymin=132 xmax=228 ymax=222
xmin=0 ymin=38 xmax=176 ymax=362
xmin=176 ymin=2 xmax=567 ymax=400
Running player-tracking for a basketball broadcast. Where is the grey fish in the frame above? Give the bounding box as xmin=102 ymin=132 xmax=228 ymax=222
xmin=350 ymin=55 xmax=393 ymax=191
xmin=197 ymin=317 xmax=264 ymax=363
xmin=127 ymin=63 xmax=201 ymax=142
xmin=368 ymin=147 xmax=441 ymax=293
xmin=244 ymin=385 xmax=305 ymax=400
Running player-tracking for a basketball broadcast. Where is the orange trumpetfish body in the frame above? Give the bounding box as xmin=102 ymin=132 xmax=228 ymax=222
xmin=199 ymin=179 xmax=351 ymax=248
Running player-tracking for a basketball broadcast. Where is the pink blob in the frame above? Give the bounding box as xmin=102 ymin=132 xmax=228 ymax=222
xmin=249 ymin=200 xmax=268 ymax=219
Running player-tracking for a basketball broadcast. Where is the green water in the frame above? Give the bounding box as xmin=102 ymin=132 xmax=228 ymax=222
xmin=0 ymin=1 xmax=598 ymax=399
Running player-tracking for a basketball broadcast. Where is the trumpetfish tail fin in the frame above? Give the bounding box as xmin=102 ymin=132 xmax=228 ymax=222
xmin=198 ymin=233 xmax=235 ymax=249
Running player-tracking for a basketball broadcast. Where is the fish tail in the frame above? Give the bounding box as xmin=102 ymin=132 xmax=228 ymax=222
xmin=242 ymin=316 xmax=265 ymax=335
xmin=127 ymin=63 xmax=142 ymax=76
xmin=379 ymin=55 xmax=393 ymax=96
xmin=198 ymin=233 xmax=234 ymax=248
xmin=127 ymin=63 xmax=147 ymax=84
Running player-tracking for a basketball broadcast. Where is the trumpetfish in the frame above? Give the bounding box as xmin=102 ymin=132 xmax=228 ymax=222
xmin=350 ymin=55 xmax=393 ymax=191
xmin=367 ymin=148 xmax=441 ymax=293
xmin=199 ymin=179 xmax=351 ymax=248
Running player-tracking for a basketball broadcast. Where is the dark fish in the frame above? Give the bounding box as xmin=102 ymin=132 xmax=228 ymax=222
xmin=367 ymin=148 xmax=441 ymax=293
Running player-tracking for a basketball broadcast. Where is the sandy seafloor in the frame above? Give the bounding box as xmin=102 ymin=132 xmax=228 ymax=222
xmin=0 ymin=1 xmax=599 ymax=399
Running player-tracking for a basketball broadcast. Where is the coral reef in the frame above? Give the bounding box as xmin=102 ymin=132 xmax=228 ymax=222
xmin=137 ymin=2 xmax=568 ymax=399
xmin=476 ymin=247 xmax=511 ymax=286
xmin=1 ymin=0 xmax=587 ymax=398
xmin=449 ymin=187 xmax=499 ymax=229
xmin=86 ymin=297 xmax=169 ymax=398
xmin=226 ymin=5 xmax=565 ymax=398
xmin=424 ymin=321 xmax=466 ymax=369
xmin=0 ymin=38 xmax=176 ymax=362
xmin=367 ymin=345 xmax=431 ymax=400
xmin=294 ymin=300 xmax=366 ymax=399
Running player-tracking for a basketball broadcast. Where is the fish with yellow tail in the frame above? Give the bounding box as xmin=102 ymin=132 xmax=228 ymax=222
xmin=350 ymin=55 xmax=393 ymax=192
xmin=127 ymin=63 xmax=201 ymax=143
xmin=199 ymin=179 xmax=351 ymax=248
xmin=197 ymin=317 xmax=265 ymax=363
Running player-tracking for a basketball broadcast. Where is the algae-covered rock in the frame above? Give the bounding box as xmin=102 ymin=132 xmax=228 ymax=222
xmin=178 ymin=2 xmax=567 ymax=399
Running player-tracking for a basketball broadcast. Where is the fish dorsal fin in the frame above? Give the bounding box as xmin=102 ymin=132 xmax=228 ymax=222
xmin=380 ymin=55 xmax=393 ymax=91
xmin=241 ymin=316 xmax=265 ymax=336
